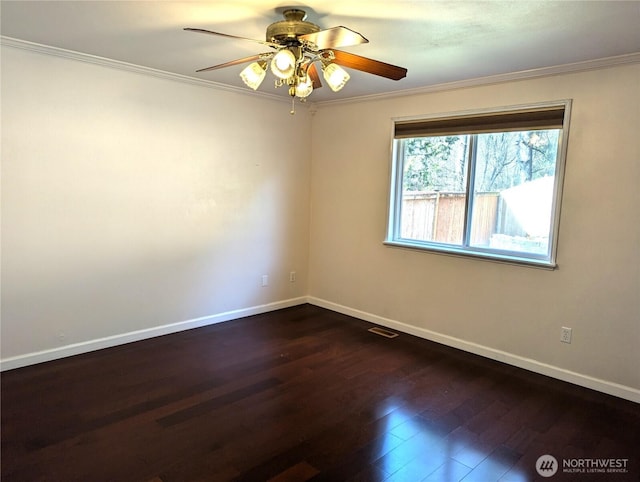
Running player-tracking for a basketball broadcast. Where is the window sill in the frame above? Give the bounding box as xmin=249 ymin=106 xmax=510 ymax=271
xmin=383 ymin=239 xmax=557 ymax=270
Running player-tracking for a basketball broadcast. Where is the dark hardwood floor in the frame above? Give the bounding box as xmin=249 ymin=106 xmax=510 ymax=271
xmin=2 ymin=304 xmax=639 ymax=481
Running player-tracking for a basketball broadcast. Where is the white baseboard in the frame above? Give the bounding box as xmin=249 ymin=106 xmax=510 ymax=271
xmin=4 ymin=295 xmax=638 ymax=403
xmin=307 ymin=297 xmax=640 ymax=404
xmin=0 ymin=297 xmax=307 ymax=371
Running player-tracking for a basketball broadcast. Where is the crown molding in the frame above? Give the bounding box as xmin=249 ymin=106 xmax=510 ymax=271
xmin=0 ymin=36 xmax=291 ymax=104
xmin=3 ymin=36 xmax=638 ymax=109
xmin=312 ymin=51 xmax=640 ymax=107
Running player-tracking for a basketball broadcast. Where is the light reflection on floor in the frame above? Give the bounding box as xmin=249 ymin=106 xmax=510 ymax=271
xmin=370 ymin=401 xmax=528 ymax=481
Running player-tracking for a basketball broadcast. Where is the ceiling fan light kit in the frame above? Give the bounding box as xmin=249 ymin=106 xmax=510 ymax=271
xmin=239 ymin=61 xmax=267 ymax=90
xmin=185 ymin=8 xmax=407 ymax=113
xmin=270 ymin=49 xmax=297 ymax=79
xmin=322 ymin=62 xmax=350 ymax=92
xmin=294 ymin=75 xmax=314 ymax=98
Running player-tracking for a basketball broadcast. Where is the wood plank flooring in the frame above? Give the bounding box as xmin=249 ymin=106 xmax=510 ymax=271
xmin=2 ymin=304 xmax=639 ymax=481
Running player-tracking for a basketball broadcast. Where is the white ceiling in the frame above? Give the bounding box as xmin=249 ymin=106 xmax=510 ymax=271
xmin=2 ymin=1 xmax=639 ymax=103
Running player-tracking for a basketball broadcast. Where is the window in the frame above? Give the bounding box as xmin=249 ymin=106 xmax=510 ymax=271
xmin=386 ymin=101 xmax=571 ymax=267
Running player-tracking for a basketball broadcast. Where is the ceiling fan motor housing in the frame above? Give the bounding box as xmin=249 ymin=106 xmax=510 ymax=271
xmin=266 ymin=9 xmax=319 ymax=45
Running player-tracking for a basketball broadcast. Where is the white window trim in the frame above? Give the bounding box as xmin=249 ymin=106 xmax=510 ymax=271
xmin=385 ymin=100 xmax=572 ymax=269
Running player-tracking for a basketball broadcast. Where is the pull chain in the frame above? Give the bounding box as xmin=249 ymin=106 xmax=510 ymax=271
xmin=290 ymin=97 xmax=296 ymax=115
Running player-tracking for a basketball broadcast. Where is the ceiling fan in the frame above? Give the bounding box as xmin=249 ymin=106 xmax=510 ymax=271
xmin=185 ymin=8 xmax=407 ymax=112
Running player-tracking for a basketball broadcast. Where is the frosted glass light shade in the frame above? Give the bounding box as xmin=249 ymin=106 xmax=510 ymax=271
xmin=323 ymin=63 xmax=350 ymax=92
xmin=295 ymin=76 xmax=314 ymax=98
xmin=270 ymin=50 xmax=296 ymax=79
xmin=240 ymin=62 xmax=266 ymax=90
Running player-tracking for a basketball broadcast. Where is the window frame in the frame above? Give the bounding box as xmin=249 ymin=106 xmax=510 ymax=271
xmin=385 ymin=100 xmax=572 ymax=269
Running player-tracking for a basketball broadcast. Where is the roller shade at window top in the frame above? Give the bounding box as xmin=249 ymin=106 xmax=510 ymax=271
xmin=394 ymin=106 xmax=566 ymax=138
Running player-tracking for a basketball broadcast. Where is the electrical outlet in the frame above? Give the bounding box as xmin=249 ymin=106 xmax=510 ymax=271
xmin=261 ymin=274 xmax=269 ymax=287
xmin=289 ymin=271 xmax=296 ymax=282
xmin=560 ymin=327 xmax=572 ymax=344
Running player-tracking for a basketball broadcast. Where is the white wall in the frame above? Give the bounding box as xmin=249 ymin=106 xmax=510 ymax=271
xmin=2 ymin=42 xmax=639 ymax=401
xmin=1 ymin=45 xmax=311 ymax=363
xmin=308 ymin=64 xmax=640 ymax=397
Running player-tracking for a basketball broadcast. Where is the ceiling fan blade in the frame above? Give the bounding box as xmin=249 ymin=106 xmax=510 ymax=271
xmin=299 ymin=26 xmax=368 ymax=50
xmin=184 ymin=28 xmax=280 ymax=48
xmin=307 ymin=62 xmax=322 ymax=89
xmin=195 ymin=54 xmax=268 ymax=73
xmin=328 ymin=50 xmax=407 ymax=81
